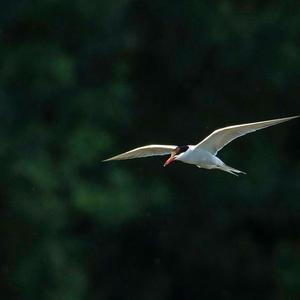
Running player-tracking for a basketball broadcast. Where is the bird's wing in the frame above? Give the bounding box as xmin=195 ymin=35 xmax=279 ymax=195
xmin=103 ymin=144 xmax=177 ymax=161
xmin=195 ymin=116 xmax=299 ymax=155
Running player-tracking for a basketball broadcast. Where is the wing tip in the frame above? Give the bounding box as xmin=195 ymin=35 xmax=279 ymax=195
xmin=275 ymin=115 xmax=300 ymax=124
xmin=282 ymin=115 xmax=299 ymax=120
xmin=102 ymin=157 xmax=116 ymax=162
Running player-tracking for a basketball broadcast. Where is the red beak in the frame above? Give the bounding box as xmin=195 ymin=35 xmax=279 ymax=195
xmin=163 ymin=154 xmax=175 ymax=167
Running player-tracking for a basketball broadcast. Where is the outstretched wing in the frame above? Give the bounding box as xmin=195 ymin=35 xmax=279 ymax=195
xmin=195 ymin=116 xmax=298 ymax=155
xmin=103 ymin=144 xmax=177 ymax=161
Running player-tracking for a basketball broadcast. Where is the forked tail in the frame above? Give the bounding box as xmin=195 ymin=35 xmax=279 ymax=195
xmin=219 ymin=164 xmax=246 ymax=176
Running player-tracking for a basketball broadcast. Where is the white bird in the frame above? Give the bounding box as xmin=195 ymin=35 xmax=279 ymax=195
xmin=103 ymin=116 xmax=298 ymax=176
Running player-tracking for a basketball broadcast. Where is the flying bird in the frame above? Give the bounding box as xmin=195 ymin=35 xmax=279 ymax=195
xmin=103 ymin=116 xmax=298 ymax=176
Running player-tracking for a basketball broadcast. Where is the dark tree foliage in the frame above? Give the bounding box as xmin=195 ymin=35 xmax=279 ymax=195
xmin=1 ymin=1 xmax=300 ymax=299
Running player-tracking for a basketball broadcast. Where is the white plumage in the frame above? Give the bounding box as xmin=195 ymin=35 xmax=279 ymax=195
xmin=103 ymin=116 xmax=298 ymax=176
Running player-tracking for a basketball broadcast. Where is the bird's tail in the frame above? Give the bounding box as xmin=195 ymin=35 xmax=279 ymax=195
xmin=219 ymin=164 xmax=246 ymax=176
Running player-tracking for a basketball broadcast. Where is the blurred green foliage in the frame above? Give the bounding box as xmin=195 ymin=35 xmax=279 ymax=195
xmin=0 ymin=1 xmax=300 ymax=299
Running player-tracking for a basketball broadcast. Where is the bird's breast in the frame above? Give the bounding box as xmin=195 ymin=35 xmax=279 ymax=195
xmin=177 ymin=149 xmax=219 ymax=165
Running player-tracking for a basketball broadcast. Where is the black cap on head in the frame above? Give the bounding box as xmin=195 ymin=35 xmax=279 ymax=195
xmin=175 ymin=145 xmax=189 ymax=154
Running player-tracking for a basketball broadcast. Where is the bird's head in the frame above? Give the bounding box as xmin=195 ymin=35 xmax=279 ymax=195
xmin=163 ymin=145 xmax=189 ymax=167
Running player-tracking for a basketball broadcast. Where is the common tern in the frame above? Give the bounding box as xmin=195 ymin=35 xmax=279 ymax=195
xmin=103 ymin=116 xmax=298 ymax=176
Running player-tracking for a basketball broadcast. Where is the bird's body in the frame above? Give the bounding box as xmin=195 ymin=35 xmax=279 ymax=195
xmin=172 ymin=146 xmax=245 ymax=175
xmin=103 ymin=116 xmax=298 ymax=176
xmin=175 ymin=146 xmax=217 ymax=166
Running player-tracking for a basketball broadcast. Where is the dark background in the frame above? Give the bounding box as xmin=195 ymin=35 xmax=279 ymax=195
xmin=1 ymin=1 xmax=300 ymax=299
